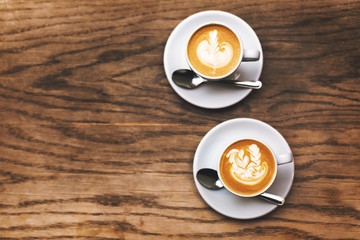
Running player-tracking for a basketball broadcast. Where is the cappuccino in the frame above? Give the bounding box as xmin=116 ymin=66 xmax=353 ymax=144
xmin=219 ymin=139 xmax=276 ymax=197
xmin=187 ymin=24 xmax=241 ymax=78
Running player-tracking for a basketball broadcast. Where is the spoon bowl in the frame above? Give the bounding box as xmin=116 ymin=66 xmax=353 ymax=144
xmin=172 ymin=69 xmax=262 ymax=89
xmin=196 ymin=168 xmax=285 ymax=206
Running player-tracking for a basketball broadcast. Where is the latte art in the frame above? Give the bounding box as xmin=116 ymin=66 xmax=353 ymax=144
xmin=187 ymin=24 xmax=241 ymax=78
xmin=219 ymin=139 xmax=277 ymax=196
xmin=227 ymin=144 xmax=268 ymax=185
xmin=196 ymin=30 xmax=234 ymax=72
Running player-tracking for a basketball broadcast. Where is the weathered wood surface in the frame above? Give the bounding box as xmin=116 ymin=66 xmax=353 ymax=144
xmin=0 ymin=0 xmax=359 ymax=239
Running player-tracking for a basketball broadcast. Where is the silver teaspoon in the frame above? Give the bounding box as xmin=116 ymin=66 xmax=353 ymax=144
xmin=172 ymin=69 xmax=262 ymax=89
xmin=196 ymin=168 xmax=285 ymax=206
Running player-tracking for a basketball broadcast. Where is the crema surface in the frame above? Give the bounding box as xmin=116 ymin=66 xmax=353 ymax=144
xmin=219 ymin=139 xmax=276 ymax=196
xmin=187 ymin=24 xmax=241 ymax=78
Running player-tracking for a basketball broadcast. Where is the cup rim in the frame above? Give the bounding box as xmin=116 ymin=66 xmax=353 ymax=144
xmin=185 ymin=22 xmax=244 ymax=81
xmin=217 ymin=138 xmax=278 ymax=198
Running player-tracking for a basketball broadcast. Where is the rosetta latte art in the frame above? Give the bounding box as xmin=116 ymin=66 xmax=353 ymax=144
xmin=196 ymin=30 xmax=233 ymax=72
xmin=227 ymin=144 xmax=268 ymax=185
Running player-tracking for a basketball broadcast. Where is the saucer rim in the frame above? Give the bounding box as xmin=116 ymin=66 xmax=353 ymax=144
xmin=193 ymin=118 xmax=295 ymax=219
xmin=163 ymin=10 xmax=263 ymax=109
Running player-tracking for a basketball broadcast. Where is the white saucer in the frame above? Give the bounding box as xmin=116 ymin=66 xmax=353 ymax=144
xmin=163 ymin=11 xmax=263 ymax=109
xmin=193 ymin=118 xmax=295 ymax=219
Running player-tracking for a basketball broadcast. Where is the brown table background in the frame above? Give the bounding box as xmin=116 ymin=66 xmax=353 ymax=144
xmin=0 ymin=0 xmax=359 ymax=239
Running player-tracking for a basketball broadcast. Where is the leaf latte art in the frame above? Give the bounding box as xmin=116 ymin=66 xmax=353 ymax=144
xmin=196 ymin=30 xmax=233 ymax=72
xmin=227 ymin=144 xmax=268 ymax=185
xmin=219 ymin=139 xmax=276 ymax=196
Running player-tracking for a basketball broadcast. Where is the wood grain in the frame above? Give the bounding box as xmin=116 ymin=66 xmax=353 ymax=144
xmin=0 ymin=0 xmax=359 ymax=239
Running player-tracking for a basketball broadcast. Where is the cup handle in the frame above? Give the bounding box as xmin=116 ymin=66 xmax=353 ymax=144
xmin=277 ymin=152 xmax=293 ymax=165
xmin=243 ymin=49 xmax=260 ymax=61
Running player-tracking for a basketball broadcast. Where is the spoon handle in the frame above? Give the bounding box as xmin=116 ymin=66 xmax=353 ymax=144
xmin=231 ymin=80 xmax=262 ymax=89
xmin=259 ymin=192 xmax=285 ymax=206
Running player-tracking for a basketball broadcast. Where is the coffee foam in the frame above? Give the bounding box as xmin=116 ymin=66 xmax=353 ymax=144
xmin=219 ymin=139 xmax=276 ymax=196
xmin=227 ymin=144 xmax=268 ymax=185
xmin=196 ymin=30 xmax=234 ymax=71
xmin=187 ymin=24 xmax=241 ymax=78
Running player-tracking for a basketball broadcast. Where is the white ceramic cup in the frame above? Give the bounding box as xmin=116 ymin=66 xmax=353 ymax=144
xmin=217 ymin=138 xmax=293 ymax=198
xmin=186 ymin=22 xmax=260 ymax=81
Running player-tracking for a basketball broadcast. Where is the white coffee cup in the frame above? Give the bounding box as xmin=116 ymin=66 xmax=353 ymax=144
xmin=186 ymin=22 xmax=260 ymax=81
xmin=217 ymin=138 xmax=293 ymax=198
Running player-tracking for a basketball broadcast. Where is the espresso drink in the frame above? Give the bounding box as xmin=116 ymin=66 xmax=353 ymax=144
xmin=187 ymin=24 xmax=241 ymax=78
xmin=219 ymin=139 xmax=276 ymax=196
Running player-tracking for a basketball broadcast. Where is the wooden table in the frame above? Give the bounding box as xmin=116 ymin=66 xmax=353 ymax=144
xmin=0 ymin=0 xmax=359 ymax=239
